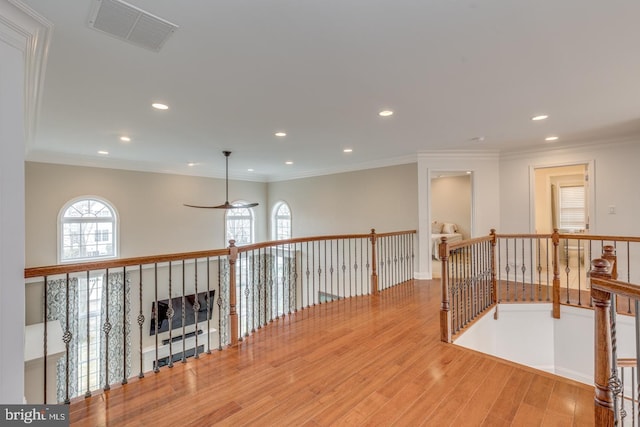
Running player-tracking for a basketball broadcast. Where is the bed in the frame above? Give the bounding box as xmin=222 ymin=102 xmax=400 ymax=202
xmin=432 ymin=222 xmax=463 ymax=260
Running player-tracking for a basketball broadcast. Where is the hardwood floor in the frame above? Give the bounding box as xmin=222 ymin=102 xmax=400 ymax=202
xmin=69 ymin=280 xmax=594 ymax=426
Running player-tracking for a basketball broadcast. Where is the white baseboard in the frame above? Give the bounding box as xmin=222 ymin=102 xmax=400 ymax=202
xmin=554 ymin=366 xmax=592 ymax=385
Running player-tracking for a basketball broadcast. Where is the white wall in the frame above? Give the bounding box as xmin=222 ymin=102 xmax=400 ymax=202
xmin=455 ymin=303 xmax=636 ymax=386
xmin=26 ymin=162 xmax=267 ymax=266
xmin=500 ymin=140 xmax=640 ymax=236
xmin=0 ymin=0 xmax=42 ymax=404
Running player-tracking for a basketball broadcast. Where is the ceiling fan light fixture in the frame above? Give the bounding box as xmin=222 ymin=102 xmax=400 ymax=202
xmin=184 ymin=151 xmax=259 ymax=209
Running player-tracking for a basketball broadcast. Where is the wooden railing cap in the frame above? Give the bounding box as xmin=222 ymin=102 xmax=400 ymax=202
xmin=591 ymin=258 xmax=611 ymax=274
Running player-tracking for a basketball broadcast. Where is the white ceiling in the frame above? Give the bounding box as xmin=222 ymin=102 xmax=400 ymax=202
xmin=18 ymin=0 xmax=640 ymax=182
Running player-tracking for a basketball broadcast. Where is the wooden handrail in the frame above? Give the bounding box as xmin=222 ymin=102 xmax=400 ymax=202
xmin=234 ymin=230 xmax=417 ymax=253
xmin=25 ymin=248 xmax=231 ymax=278
xmin=24 ymin=230 xmax=417 ymax=279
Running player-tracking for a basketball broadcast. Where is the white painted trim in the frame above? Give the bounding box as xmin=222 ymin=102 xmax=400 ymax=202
xmin=528 ymin=159 xmax=596 ymax=234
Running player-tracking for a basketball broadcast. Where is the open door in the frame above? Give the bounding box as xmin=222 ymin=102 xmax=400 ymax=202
xmin=532 ymin=162 xmax=593 ymax=269
xmin=533 ymin=164 xmax=590 ymax=234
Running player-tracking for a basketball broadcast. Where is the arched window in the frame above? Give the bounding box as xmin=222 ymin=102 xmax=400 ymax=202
xmin=59 ymin=197 xmax=118 ymax=262
xmin=225 ymin=202 xmax=255 ymax=246
xmin=273 ymin=202 xmax=292 ymax=240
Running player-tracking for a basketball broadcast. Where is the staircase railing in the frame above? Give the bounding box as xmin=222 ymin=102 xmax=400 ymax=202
xmin=23 ymin=229 xmax=416 ymax=404
xmin=590 ymin=246 xmax=640 ymax=427
xmin=440 ymin=230 xmax=640 ymax=342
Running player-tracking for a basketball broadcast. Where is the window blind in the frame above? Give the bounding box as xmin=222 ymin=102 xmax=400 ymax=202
xmin=559 ymin=185 xmax=585 ymax=230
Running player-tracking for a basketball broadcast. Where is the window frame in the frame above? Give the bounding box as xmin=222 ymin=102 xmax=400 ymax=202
xmin=272 ymin=201 xmax=292 ymax=240
xmin=57 ymin=196 xmax=119 ymax=263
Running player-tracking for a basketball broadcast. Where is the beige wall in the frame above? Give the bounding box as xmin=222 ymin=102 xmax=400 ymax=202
xmin=431 ymin=174 xmax=472 ymax=239
xmin=26 ymin=162 xmax=418 ymax=267
xmin=266 ymin=163 xmax=419 ymax=237
xmin=25 ymin=162 xmax=267 ymax=267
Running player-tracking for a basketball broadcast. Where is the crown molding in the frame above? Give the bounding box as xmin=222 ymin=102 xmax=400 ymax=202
xmin=498 ymin=136 xmax=640 ymax=161
xmin=266 ymin=153 xmax=418 ymax=182
xmin=1 ymin=0 xmax=52 ymax=149
xmin=417 ymin=149 xmax=500 ymax=161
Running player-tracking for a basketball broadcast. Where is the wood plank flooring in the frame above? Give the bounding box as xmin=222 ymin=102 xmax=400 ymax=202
xmin=69 ymin=280 xmax=595 ymax=426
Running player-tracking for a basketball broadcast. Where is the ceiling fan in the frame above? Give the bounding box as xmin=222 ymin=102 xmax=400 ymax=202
xmin=184 ymin=151 xmax=259 ymax=209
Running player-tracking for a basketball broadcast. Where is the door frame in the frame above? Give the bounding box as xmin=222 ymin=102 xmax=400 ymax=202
xmin=529 ymin=160 xmax=595 ymax=234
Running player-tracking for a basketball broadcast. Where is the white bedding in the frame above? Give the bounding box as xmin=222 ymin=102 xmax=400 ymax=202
xmin=432 ymin=233 xmax=463 ymax=260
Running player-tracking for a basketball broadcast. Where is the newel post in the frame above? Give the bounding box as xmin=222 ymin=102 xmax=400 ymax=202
xmin=228 ymin=240 xmax=239 ymax=347
xmin=552 ymin=228 xmax=560 ymax=319
xmin=370 ymin=229 xmax=379 ymax=294
xmin=591 ymin=258 xmax=614 ymax=427
xmin=440 ymin=236 xmax=451 ymax=343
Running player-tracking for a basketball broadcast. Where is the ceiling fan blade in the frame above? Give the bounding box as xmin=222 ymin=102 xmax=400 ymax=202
xmin=184 ymin=151 xmax=259 ymax=209
xmin=184 ymin=201 xmax=258 ymax=209
xmin=183 ymin=203 xmax=224 ymax=209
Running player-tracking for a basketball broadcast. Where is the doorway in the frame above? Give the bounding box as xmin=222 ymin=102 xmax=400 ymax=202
xmin=430 ymin=171 xmax=473 ymax=277
xmin=533 ymin=164 xmax=590 ymax=235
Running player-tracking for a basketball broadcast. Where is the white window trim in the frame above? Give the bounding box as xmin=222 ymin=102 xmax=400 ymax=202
xmin=57 ymin=195 xmax=120 ymax=263
xmin=272 ymin=201 xmax=292 ymax=240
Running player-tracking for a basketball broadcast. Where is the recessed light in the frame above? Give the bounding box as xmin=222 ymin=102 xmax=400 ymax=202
xmin=545 ymin=136 xmax=559 ymax=141
xmin=285 ymin=161 xmax=293 ymax=165
xmin=379 ymin=110 xmax=394 ymax=117
xmin=248 ymin=168 xmax=254 ymax=172
xmin=275 ymin=132 xmax=287 ymax=137
xmin=470 ymin=136 xmax=485 ymax=143
xmin=531 ymin=115 xmax=548 ymax=121
xmin=187 ymin=162 xmax=197 ymax=167
xmin=152 ymin=103 xmax=169 ymax=110
xmin=120 ymin=136 xmax=131 ymax=142
xmin=343 ymin=148 xmax=353 ymax=153
xmin=466 ymin=171 xmax=472 ymax=174
xmin=98 ymin=150 xmax=109 ymax=155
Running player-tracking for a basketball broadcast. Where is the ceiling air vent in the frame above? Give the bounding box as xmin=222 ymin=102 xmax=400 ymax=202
xmin=88 ymin=0 xmax=178 ymax=52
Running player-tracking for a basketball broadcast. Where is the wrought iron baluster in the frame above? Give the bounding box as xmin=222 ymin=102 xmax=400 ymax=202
xmin=167 ymin=263 xmax=173 ymax=368
xmin=64 ymin=273 xmax=72 ymax=403
xmin=194 ymin=258 xmax=200 ymax=359
xmin=251 ymin=250 xmax=256 ymax=332
xmin=103 ymin=268 xmax=112 ymax=390
xmin=529 ymin=239 xmax=534 ymax=301
xmin=610 ymin=296 xmax=621 ymax=426
xmin=181 ymin=260 xmax=187 ymax=361
xmin=292 ymin=242 xmax=298 ymax=312
xmin=85 ymin=270 xmax=92 ymax=397
xmin=137 ymin=265 xmax=144 ymax=378
xmin=206 ymin=256 xmax=211 ymax=354
xmin=342 ymin=239 xmax=346 ymax=298
xmin=43 ymin=275 xmax=48 ymax=404
xmin=122 ymin=266 xmax=129 ymax=382
xmin=217 ymin=256 xmax=223 ymax=351
xmin=154 ymin=264 xmax=159 ymax=372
